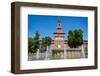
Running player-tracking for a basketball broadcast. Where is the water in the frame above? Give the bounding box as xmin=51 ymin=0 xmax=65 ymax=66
xmin=45 ymin=46 xmax=49 ymax=59
xmin=36 ymin=49 xmax=40 ymax=59
xmin=64 ymin=45 xmax=67 ymax=59
xmin=81 ymin=45 xmax=85 ymax=58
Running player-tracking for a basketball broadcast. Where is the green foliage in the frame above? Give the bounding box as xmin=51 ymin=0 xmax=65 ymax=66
xmin=28 ymin=32 xmax=52 ymax=53
xmin=28 ymin=37 xmax=34 ymax=53
xmin=41 ymin=36 xmax=52 ymax=52
xmin=67 ymin=29 xmax=83 ymax=48
xmin=42 ymin=36 xmax=52 ymax=46
xmin=28 ymin=32 xmax=40 ymax=53
xmin=33 ymin=32 xmax=40 ymax=48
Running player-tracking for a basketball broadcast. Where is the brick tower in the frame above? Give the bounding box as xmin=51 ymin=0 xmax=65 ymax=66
xmin=53 ymin=17 xmax=65 ymax=49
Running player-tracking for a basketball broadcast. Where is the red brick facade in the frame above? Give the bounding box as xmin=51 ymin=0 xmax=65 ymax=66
xmin=51 ymin=17 xmax=65 ymax=49
xmin=50 ymin=17 xmax=88 ymax=50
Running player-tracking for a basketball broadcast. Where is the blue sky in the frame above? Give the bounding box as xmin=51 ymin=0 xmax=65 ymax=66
xmin=28 ymin=15 xmax=88 ymax=40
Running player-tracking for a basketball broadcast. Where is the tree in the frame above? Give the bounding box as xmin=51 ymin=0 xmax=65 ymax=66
xmin=67 ymin=29 xmax=83 ymax=48
xmin=28 ymin=32 xmax=40 ymax=53
xmin=41 ymin=36 xmax=52 ymax=52
xmin=32 ymin=32 xmax=40 ymax=53
xmin=28 ymin=37 xmax=34 ymax=53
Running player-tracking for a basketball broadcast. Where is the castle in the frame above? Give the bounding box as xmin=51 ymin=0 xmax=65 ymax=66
xmin=49 ymin=17 xmax=88 ymax=59
xmin=28 ymin=17 xmax=88 ymax=60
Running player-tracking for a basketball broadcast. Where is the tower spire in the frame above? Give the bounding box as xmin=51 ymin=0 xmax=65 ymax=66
xmin=57 ymin=17 xmax=62 ymax=29
xmin=58 ymin=16 xmax=61 ymax=23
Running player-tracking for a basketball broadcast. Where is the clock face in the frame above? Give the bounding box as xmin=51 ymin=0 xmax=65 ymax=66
xmin=58 ymin=45 xmax=61 ymax=48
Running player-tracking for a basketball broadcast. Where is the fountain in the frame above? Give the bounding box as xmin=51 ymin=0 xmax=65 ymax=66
xmin=36 ymin=49 xmax=40 ymax=60
xmin=64 ymin=45 xmax=67 ymax=59
xmin=45 ymin=46 xmax=49 ymax=60
xmin=49 ymin=47 xmax=52 ymax=59
xmin=81 ymin=45 xmax=85 ymax=58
